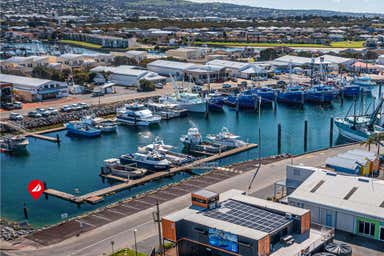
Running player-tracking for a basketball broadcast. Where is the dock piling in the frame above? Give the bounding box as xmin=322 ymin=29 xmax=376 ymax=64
xmin=329 ymin=117 xmax=334 ymax=148
xmin=205 ymin=100 xmax=209 ymax=119
xmin=23 ymin=202 xmax=28 ymax=219
xmin=277 ymin=123 xmax=281 ymax=155
xmin=304 ymin=120 xmax=308 ymax=152
xmin=379 ymin=81 xmax=383 ymax=98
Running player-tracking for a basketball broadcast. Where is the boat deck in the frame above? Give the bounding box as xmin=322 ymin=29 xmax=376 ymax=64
xmin=44 ymin=143 xmax=257 ymax=204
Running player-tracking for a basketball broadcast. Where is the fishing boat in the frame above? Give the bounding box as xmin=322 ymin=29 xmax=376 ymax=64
xmin=81 ymin=115 xmax=117 ymax=133
xmin=180 ymin=127 xmax=227 ymax=154
xmin=119 ymin=150 xmax=171 ymax=171
xmin=160 ymin=75 xmax=207 ymax=113
xmin=277 ymin=86 xmax=305 ymax=105
xmin=116 ymin=103 xmax=161 ymax=126
xmin=335 ymin=98 xmax=384 ymax=141
xmin=351 ymin=76 xmax=376 ymax=93
xmin=137 ymin=136 xmax=174 ymax=153
xmin=0 ymin=135 xmax=29 ymax=152
xmin=340 ymin=83 xmax=361 ymax=98
xmin=304 ymin=85 xmax=339 ymax=104
xmin=101 ymin=158 xmax=148 ymax=179
xmin=146 ymin=101 xmax=188 ymax=119
xmin=206 ymin=127 xmax=247 ymax=148
xmin=65 ymin=121 xmax=101 ymax=137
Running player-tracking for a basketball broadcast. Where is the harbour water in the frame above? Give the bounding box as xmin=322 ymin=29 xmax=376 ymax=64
xmin=1 ymin=91 xmax=378 ymax=227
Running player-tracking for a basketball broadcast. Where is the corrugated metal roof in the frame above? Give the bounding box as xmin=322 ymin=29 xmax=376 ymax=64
xmin=0 ymin=74 xmax=52 ymax=87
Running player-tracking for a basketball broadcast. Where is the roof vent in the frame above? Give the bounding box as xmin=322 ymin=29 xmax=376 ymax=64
xmin=310 ymin=180 xmax=325 ymax=193
xmin=358 ymin=177 xmax=369 ymax=183
xmin=343 ymin=187 xmax=358 ymax=200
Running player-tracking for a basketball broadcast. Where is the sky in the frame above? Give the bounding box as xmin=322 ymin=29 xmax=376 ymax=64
xmin=190 ymin=0 xmax=384 ymax=14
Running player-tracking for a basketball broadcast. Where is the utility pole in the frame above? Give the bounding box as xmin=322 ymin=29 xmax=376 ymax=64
xmin=153 ymin=200 xmax=164 ymax=256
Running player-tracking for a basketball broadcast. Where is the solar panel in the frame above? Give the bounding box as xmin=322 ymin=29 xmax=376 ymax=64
xmin=203 ymin=199 xmax=292 ymax=234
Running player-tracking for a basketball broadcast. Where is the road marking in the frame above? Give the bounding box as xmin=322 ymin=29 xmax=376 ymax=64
xmin=107 ymin=209 xmax=126 ymax=216
xmin=92 ymin=214 xmax=112 ymax=221
xmin=76 ymin=220 xmax=96 ymax=228
xmin=70 ymin=220 xmax=154 ymax=256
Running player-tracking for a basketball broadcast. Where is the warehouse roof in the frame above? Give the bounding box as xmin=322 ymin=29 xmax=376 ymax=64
xmin=206 ymin=59 xmax=250 ymax=70
xmin=288 ymin=170 xmax=384 ymax=220
xmin=147 ymin=60 xmax=196 ymax=70
xmin=90 ymin=65 xmax=148 ymax=77
xmin=274 ymin=55 xmax=312 ymax=65
xmin=0 ymin=74 xmax=52 ymax=87
xmin=314 ymin=54 xmax=353 ymax=65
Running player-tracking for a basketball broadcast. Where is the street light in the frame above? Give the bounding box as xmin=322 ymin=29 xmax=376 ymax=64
xmin=133 ymin=229 xmax=138 ymax=256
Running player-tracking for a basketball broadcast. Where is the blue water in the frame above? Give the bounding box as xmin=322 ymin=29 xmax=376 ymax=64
xmin=1 ymin=91 xmax=379 ymax=227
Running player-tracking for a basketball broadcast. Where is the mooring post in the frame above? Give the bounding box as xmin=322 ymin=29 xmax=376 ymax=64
xmin=205 ymin=100 xmax=209 ymax=119
xmin=277 ymin=123 xmax=281 ymax=155
xmin=236 ymin=96 xmax=240 ymax=115
xmin=301 ymin=91 xmax=305 ymax=110
xmin=329 ymin=117 xmax=334 ymax=148
xmin=56 ymin=134 xmax=60 ymax=144
xmin=340 ymin=90 xmax=344 ymax=106
xmin=23 ymin=202 xmax=28 ymax=219
xmin=304 ymin=120 xmax=308 ymax=152
xmin=44 ymin=181 xmax=48 ymax=199
xmin=379 ymin=81 xmax=383 ymax=98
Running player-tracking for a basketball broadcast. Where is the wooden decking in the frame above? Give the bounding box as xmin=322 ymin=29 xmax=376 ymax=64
xmin=44 ymin=143 xmax=257 ymax=204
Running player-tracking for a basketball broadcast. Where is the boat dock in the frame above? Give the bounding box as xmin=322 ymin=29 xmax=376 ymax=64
xmin=0 ymin=121 xmax=61 ymax=143
xmin=44 ymin=143 xmax=257 ymax=204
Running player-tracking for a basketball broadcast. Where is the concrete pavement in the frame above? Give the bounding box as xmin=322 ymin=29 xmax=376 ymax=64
xmin=2 ymin=143 xmax=379 ymax=256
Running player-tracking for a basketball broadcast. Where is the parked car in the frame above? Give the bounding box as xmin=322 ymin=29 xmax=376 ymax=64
xmin=240 ymin=81 xmax=248 ymax=86
xmin=9 ymin=112 xmax=23 ymax=121
xmin=78 ymin=103 xmax=89 ymax=109
xmin=92 ymin=91 xmax=104 ymax=97
xmin=222 ymin=83 xmax=232 ymax=89
xmin=36 ymin=108 xmax=45 ymax=113
xmin=71 ymin=103 xmax=82 ymax=111
xmin=47 ymin=107 xmax=58 ymax=115
xmin=155 ymin=83 xmax=164 ymax=89
xmin=277 ymin=80 xmax=287 ymax=87
xmin=28 ymin=111 xmax=42 ymax=118
xmin=13 ymin=101 xmax=23 ymax=109
xmin=231 ymin=77 xmax=238 ymax=82
xmin=60 ymin=105 xmax=72 ymax=112
xmin=195 ymin=80 xmax=204 ymax=86
xmin=2 ymin=103 xmax=16 ymax=110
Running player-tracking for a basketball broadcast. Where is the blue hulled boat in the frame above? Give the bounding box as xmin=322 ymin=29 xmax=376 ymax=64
xmin=304 ymin=85 xmax=339 ymax=104
xmin=208 ymin=92 xmax=226 ymax=111
xmin=277 ymin=86 xmax=304 ymax=105
xmin=351 ymin=76 xmax=376 ymax=93
xmin=340 ymin=84 xmax=360 ymax=97
xmin=65 ymin=121 xmax=101 ymax=137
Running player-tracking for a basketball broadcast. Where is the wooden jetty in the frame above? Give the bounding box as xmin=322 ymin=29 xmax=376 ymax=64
xmin=44 ymin=143 xmax=257 ymax=204
xmin=0 ymin=121 xmax=60 ymax=143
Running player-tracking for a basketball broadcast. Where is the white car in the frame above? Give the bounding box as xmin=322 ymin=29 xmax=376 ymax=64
xmin=222 ymin=83 xmax=232 ymax=89
xmin=61 ymin=105 xmax=72 ymax=112
xmin=9 ymin=112 xmax=23 ymax=121
xmin=47 ymin=107 xmax=58 ymax=115
xmin=78 ymin=103 xmax=89 ymax=109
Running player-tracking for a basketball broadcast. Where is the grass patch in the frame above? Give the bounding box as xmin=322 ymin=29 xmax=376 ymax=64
xmin=195 ymin=41 xmax=366 ymax=48
xmin=59 ymin=40 xmax=102 ymax=49
xmin=110 ymin=248 xmax=146 ymax=256
xmin=329 ymin=41 xmax=365 ymax=48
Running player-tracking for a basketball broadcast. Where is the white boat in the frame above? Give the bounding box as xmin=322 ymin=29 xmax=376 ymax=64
xmin=206 ymin=127 xmax=247 ymax=148
xmin=146 ymin=101 xmax=187 ymax=119
xmin=0 ymin=135 xmax=29 ymax=152
xmin=102 ymin=158 xmax=147 ymax=179
xmin=116 ymin=103 xmax=161 ymax=126
xmin=119 ymin=150 xmax=171 ymax=171
xmin=159 ymin=75 xmax=207 ymax=113
xmin=335 ymin=98 xmax=384 ymax=142
xmin=138 ymin=136 xmax=174 ymax=153
xmin=82 ymin=115 xmax=117 ymax=133
xmin=180 ymin=127 xmax=203 ymax=146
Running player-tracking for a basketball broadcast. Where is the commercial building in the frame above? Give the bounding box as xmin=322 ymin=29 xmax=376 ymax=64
xmin=64 ymin=33 xmax=137 ymax=48
xmin=166 ymin=47 xmax=211 ymax=60
xmin=162 ymin=189 xmax=333 ymax=256
xmin=0 ymin=74 xmax=68 ymax=102
xmin=206 ymin=59 xmax=267 ymax=79
xmin=90 ymin=65 xmax=166 ymax=87
xmin=147 ymin=60 xmax=196 ymax=78
xmin=286 ymin=165 xmax=384 ymax=242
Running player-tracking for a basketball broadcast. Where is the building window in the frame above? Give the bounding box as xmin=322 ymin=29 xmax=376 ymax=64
xmin=380 ymin=226 xmax=384 ymax=241
xmin=357 ymin=220 xmax=376 ymax=237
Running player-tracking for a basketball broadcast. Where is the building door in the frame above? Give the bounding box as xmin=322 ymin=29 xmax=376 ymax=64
xmin=326 ymin=212 xmax=333 ymax=227
xmin=380 ymin=226 xmax=384 ymax=241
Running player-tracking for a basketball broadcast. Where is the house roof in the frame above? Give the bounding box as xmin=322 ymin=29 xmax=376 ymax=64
xmin=147 ymin=60 xmax=196 ymax=70
xmin=288 ymin=170 xmax=384 ymax=220
xmin=206 ymin=59 xmax=250 ymax=70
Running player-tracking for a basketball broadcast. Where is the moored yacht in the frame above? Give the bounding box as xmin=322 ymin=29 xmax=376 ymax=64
xmin=206 ymin=127 xmax=247 ymax=148
xmin=116 ymin=103 xmax=161 ymax=126
xmin=65 ymin=121 xmax=101 ymax=137
xmin=0 ymin=135 xmax=29 ymax=152
xmin=119 ymin=150 xmax=171 ymax=171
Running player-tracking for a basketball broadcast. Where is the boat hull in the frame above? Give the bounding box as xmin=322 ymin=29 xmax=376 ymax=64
xmin=65 ymin=124 xmax=101 ymax=137
xmin=117 ymin=117 xmax=160 ymax=126
xmin=335 ymin=121 xmax=369 ymax=142
xmin=119 ymin=156 xmax=170 ymax=171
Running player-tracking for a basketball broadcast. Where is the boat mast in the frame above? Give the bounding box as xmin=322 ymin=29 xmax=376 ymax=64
xmin=368 ymin=97 xmax=384 ymax=131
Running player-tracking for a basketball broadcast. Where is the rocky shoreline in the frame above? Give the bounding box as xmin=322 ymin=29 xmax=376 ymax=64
xmin=1 ymin=219 xmax=34 ymax=241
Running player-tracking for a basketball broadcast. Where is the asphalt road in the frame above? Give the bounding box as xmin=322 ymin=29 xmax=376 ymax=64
xmin=2 ymin=143 xmax=380 ymax=256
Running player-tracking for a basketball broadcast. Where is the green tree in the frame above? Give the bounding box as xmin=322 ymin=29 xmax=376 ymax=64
xmin=361 ymin=133 xmax=384 ymax=156
xmin=138 ymin=79 xmax=155 ymax=92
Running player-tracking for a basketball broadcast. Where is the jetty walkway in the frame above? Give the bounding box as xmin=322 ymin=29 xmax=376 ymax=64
xmin=44 ymin=143 xmax=258 ymax=204
xmin=0 ymin=121 xmax=60 ymax=143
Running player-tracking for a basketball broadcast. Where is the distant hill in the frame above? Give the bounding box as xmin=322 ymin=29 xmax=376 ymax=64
xmin=119 ymin=0 xmax=383 ymax=18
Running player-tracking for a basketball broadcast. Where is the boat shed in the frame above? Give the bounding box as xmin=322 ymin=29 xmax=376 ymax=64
xmin=206 ymin=59 xmax=267 ymax=79
xmin=90 ymin=65 xmax=166 ymax=87
xmin=0 ymin=74 xmax=68 ymax=102
xmin=288 ymin=169 xmax=384 ymax=242
xmin=147 ymin=60 xmax=196 ymax=78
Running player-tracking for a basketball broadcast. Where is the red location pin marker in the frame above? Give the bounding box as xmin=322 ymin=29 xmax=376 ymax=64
xmin=28 ymin=180 xmax=45 ymax=200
